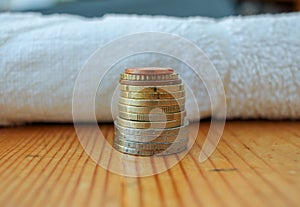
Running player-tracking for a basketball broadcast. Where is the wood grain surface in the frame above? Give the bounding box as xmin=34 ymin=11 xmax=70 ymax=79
xmin=0 ymin=121 xmax=299 ymax=207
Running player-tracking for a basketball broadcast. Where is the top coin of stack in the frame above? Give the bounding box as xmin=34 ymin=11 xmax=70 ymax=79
xmin=114 ymin=67 xmax=189 ymax=156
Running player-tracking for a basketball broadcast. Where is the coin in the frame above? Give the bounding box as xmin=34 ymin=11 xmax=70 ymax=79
xmin=120 ymin=90 xmax=185 ymax=99
xmin=118 ymin=97 xmax=185 ymax=107
xmin=120 ymin=73 xmax=179 ymax=81
xmin=114 ymin=136 xmax=187 ymax=150
xmin=114 ymin=121 xmax=189 ymax=137
xmin=118 ymin=110 xmax=186 ymax=122
xmin=113 ymin=142 xmax=187 ymax=156
xmin=120 ymin=83 xmax=184 ymax=92
xmin=125 ymin=67 xmax=173 ymax=75
xmin=116 ymin=116 xmax=185 ymax=129
xmin=113 ymin=143 xmax=155 ymax=156
xmin=118 ymin=103 xmax=185 ymax=114
xmin=114 ymin=129 xmax=189 ymax=143
xmin=119 ymin=79 xmax=182 ymax=86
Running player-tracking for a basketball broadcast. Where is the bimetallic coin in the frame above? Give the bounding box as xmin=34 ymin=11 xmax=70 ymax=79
xmin=118 ymin=97 xmax=185 ymax=107
xmin=125 ymin=67 xmax=173 ymax=75
xmin=120 ymin=73 xmax=179 ymax=81
xmin=120 ymin=90 xmax=185 ymax=99
xmin=116 ymin=116 xmax=185 ymax=129
xmin=119 ymin=79 xmax=181 ymax=86
xmin=113 ymin=142 xmax=187 ymax=156
xmin=118 ymin=103 xmax=185 ymax=114
xmin=114 ymin=136 xmax=187 ymax=150
xmin=120 ymin=83 xmax=184 ymax=93
xmin=118 ymin=110 xmax=186 ymax=122
xmin=114 ymin=121 xmax=189 ymax=137
xmin=115 ymin=130 xmax=189 ymax=143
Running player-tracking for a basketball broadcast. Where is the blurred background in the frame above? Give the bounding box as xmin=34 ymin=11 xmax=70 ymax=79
xmin=0 ymin=0 xmax=299 ymax=17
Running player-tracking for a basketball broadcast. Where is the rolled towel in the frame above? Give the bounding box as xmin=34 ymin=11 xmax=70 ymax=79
xmin=0 ymin=12 xmax=299 ymax=126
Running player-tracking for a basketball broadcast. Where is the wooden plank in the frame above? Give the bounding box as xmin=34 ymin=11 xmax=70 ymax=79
xmin=0 ymin=121 xmax=299 ymax=207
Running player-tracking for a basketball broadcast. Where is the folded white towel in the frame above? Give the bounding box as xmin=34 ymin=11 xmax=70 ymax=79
xmin=0 ymin=12 xmax=299 ymax=126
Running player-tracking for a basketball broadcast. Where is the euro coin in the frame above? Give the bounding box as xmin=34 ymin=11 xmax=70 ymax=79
xmin=118 ymin=97 xmax=185 ymax=107
xmin=120 ymin=73 xmax=179 ymax=81
xmin=114 ymin=121 xmax=189 ymax=137
xmin=114 ymin=136 xmax=187 ymax=150
xmin=118 ymin=103 xmax=185 ymax=114
xmin=118 ymin=110 xmax=186 ymax=122
xmin=116 ymin=116 xmax=185 ymax=129
xmin=125 ymin=67 xmax=173 ymax=75
xmin=119 ymin=79 xmax=181 ymax=86
xmin=113 ymin=142 xmax=187 ymax=156
xmin=120 ymin=90 xmax=185 ymax=99
xmin=114 ymin=129 xmax=189 ymax=143
xmin=120 ymin=83 xmax=184 ymax=93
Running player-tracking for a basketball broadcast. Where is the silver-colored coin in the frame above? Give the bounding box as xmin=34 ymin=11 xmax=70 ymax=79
xmin=114 ymin=135 xmax=188 ymax=150
xmin=113 ymin=142 xmax=187 ymax=156
xmin=114 ymin=121 xmax=189 ymax=136
xmin=118 ymin=110 xmax=186 ymax=122
xmin=116 ymin=116 xmax=185 ymax=129
xmin=114 ymin=128 xmax=189 ymax=143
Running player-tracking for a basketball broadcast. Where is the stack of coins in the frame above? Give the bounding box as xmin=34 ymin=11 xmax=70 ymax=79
xmin=114 ymin=67 xmax=189 ymax=156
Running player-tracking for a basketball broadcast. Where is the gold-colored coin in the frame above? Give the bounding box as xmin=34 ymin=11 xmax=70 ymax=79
xmin=114 ymin=121 xmax=189 ymax=137
xmin=120 ymin=90 xmax=185 ymax=99
xmin=120 ymin=73 xmax=179 ymax=81
xmin=116 ymin=116 xmax=184 ymax=129
xmin=114 ymin=136 xmax=187 ymax=150
xmin=120 ymin=83 xmax=184 ymax=93
xmin=118 ymin=97 xmax=185 ymax=106
xmin=118 ymin=103 xmax=185 ymax=114
xmin=118 ymin=110 xmax=186 ymax=122
xmin=113 ymin=142 xmax=187 ymax=156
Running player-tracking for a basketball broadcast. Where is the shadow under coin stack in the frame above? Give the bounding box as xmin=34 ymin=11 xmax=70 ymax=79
xmin=114 ymin=67 xmax=189 ymax=156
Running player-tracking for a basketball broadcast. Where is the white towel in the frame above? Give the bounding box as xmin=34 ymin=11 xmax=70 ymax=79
xmin=0 ymin=12 xmax=299 ymax=126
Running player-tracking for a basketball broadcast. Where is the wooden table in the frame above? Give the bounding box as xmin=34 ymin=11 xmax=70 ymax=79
xmin=0 ymin=121 xmax=299 ymax=207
